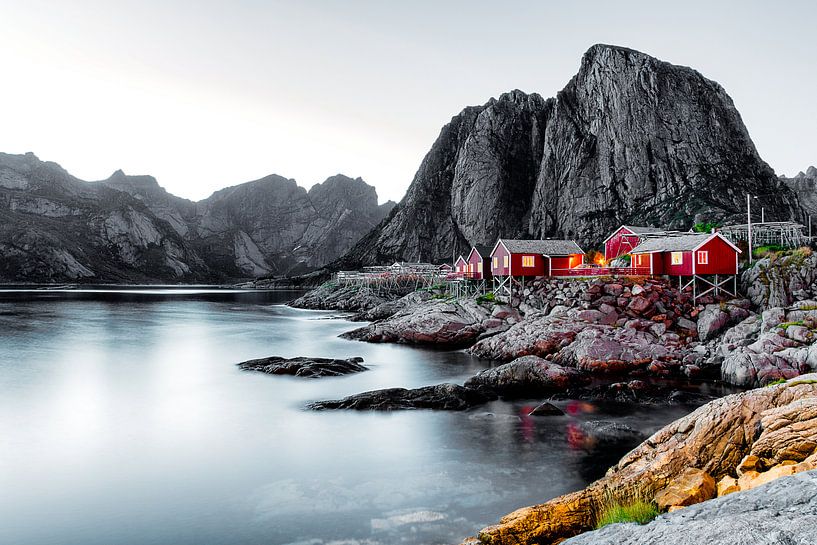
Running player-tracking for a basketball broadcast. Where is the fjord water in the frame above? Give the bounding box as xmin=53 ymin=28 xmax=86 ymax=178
xmin=1 ymin=289 xmax=696 ymax=545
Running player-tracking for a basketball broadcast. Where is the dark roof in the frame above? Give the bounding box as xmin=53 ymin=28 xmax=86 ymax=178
xmin=500 ymin=239 xmax=585 ymax=256
xmin=630 ymin=233 xmax=713 ymax=253
xmin=469 ymin=245 xmax=492 ymax=258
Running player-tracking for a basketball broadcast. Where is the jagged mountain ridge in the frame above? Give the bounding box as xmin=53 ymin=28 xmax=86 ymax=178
xmin=0 ymin=152 xmax=394 ymax=282
xmin=337 ymin=44 xmax=802 ymax=267
xmin=782 ymin=166 xmax=817 ymax=221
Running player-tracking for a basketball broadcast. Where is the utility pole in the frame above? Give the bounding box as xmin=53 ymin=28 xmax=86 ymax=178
xmin=747 ymin=194 xmax=753 ymax=264
xmin=810 ymin=214 xmax=813 ymax=241
xmin=761 ymin=207 xmax=765 ymax=224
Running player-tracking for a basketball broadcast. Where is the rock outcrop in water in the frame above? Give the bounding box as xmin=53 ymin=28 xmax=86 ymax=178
xmin=0 ymin=152 xmax=393 ymax=283
xmin=337 ymin=44 xmax=800 ymax=267
xmin=237 ymin=356 xmax=368 ymax=378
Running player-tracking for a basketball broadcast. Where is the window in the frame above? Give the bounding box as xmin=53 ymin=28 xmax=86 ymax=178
xmin=522 ymin=255 xmax=535 ymax=267
xmin=697 ymin=251 xmax=708 ymax=265
xmin=493 ymin=257 xmax=498 ymax=268
xmin=671 ymin=252 xmax=683 ymax=265
xmin=468 ymin=263 xmax=474 ymax=273
xmin=503 ymin=255 xmax=509 ymax=268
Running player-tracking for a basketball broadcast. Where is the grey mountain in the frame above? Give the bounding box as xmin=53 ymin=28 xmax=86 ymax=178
xmin=0 ymin=152 xmax=393 ymax=283
xmin=337 ymin=44 xmax=801 ymax=267
xmin=781 ymin=166 xmax=817 ymax=222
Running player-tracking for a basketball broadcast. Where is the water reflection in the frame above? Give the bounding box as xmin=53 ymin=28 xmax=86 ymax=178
xmin=0 ymin=289 xmax=705 ymax=545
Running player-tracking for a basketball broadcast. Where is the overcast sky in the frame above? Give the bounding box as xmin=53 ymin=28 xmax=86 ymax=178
xmin=0 ymin=0 xmax=814 ymax=203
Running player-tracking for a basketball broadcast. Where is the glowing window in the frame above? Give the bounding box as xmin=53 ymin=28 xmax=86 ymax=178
xmin=503 ymin=255 xmax=509 ymax=268
xmin=671 ymin=252 xmax=683 ymax=265
xmin=493 ymin=257 xmax=498 ymax=268
xmin=522 ymin=255 xmax=535 ymax=267
xmin=697 ymin=251 xmax=708 ymax=265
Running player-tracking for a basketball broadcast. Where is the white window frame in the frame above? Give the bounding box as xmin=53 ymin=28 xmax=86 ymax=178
xmin=522 ymin=255 xmax=535 ymax=268
xmin=671 ymin=252 xmax=683 ymax=265
xmin=697 ymin=251 xmax=708 ymax=265
xmin=503 ymin=255 xmax=509 ymax=268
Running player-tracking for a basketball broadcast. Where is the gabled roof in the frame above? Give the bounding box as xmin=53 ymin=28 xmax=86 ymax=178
xmin=624 ymin=225 xmax=664 ymax=234
xmin=468 ymin=245 xmax=492 ymax=259
xmin=630 ymin=232 xmax=741 ymax=254
xmin=602 ymin=224 xmax=664 ymax=244
xmin=454 ymin=255 xmax=467 ymax=264
xmin=495 ymin=239 xmax=585 ymax=256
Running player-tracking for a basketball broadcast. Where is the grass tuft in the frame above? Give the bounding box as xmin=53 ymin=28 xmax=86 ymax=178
xmin=595 ymin=500 xmax=659 ymax=529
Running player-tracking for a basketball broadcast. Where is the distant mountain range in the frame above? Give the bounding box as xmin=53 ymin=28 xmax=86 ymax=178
xmin=0 ymin=152 xmax=394 ymax=283
xmin=336 ymin=44 xmax=806 ymax=268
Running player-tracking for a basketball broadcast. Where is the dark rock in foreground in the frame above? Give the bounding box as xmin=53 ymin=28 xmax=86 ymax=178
xmin=561 ymin=470 xmax=817 ymax=545
xmin=307 ymin=383 xmax=498 ymax=411
xmin=238 ymin=355 xmax=368 ymax=378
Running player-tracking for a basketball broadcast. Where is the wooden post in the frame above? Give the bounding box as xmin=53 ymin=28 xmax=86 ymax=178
xmin=747 ymin=194 xmax=753 ymax=264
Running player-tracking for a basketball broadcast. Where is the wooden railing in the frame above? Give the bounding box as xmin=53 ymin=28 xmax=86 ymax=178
xmin=551 ymin=266 xmax=651 ymax=277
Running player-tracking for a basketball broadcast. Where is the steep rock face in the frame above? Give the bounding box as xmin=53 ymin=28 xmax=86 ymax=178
xmin=781 ymin=166 xmax=817 ymax=220
xmin=0 ymin=152 xmax=391 ymax=282
xmin=340 ymin=93 xmax=551 ymax=265
xmin=339 ymin=44 xmax=800 ymax=267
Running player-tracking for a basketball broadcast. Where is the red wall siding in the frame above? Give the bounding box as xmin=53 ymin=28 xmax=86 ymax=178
xmin=694 ymin=237 xmax=738 ymax=275
xmin=454 ymin=257 xmax=467 ymax=273
xmin=490 ymin=243 xmax=511 ymax=276
xmin=467 ymin=249 xmax=492 ymax=279
xmin=511 ymin=253 xmax=546 ymax=277
xmin=661 ymin=251 xmax=694 ymax=276
xmin=604 ymin=228 xmax=642 ymax=261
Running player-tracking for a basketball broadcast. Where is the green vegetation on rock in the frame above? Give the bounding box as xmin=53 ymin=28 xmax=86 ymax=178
xmin=595 ymin=500 xmax=659 ymax=529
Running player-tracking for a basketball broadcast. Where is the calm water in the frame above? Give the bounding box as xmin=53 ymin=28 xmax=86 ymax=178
xmin=0 ymin=289 xmax=699 ymax=545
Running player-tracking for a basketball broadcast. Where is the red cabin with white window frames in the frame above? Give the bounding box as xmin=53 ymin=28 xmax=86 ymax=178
xmin=626 ymin=232 xmax=741 ymax=301
xmin=490 ymin=239 xmax=585 ymax=278
xmin=629 ymin=232 xmax=740 ymax=277
xmin=466 ymin=245 xmax=492 ymax=280
xmin=602 ymin=225 xmax=664 ymax=262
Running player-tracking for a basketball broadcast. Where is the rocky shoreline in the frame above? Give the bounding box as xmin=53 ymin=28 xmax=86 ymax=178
xmin=288 ymin=254 xmax=817 ymax=544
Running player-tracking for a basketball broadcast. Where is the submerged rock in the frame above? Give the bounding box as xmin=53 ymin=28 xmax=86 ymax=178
xmin=307 ymin=383 xmax=497 ymax=411
xmin=237 ymin=355 xmax=368 ymax=378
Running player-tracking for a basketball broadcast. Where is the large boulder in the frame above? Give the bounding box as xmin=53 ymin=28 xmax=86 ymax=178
xmin=696 ymin=300 xmax=752 ymax=342
xmin=654 ymin=467 xmax=715 ymax=510
xmin=341 ymin=297 xmax=492 ymax=347
xmin=463 ymin=356 xmax=588 ymax=398
xmin=742 ymin=252 xmax=817 ymax=309
xmin=719 ymin=302 xmax=817 ymax=387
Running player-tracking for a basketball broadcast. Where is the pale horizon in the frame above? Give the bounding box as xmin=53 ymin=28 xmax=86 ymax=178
xmin=1 ymin=0 xmax=815 ymax=203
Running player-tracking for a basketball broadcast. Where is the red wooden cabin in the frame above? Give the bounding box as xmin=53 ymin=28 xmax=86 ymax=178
xmin=603 ymin=225 xmax=663 ymax=262
xmin=630 ymin=232 xmax=741 ymax=277
xmin=490 ymin=239 xmax=585 ymax=278
xmin=466 ymin=245 xmax=492 ymax=280
xmin=453 ymin=255 xmax=467 ymax=275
